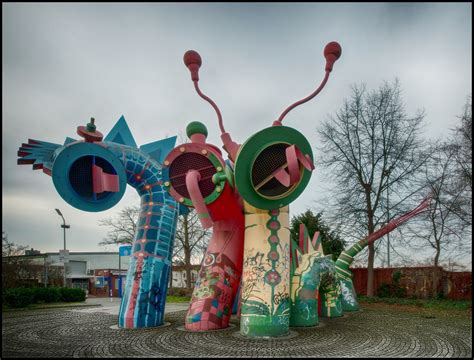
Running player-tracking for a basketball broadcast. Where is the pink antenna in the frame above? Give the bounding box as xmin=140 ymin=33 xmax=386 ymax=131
xmin=275 ymin=41 xmax=342 ymax=126
xmin=366 ymin=195 xmax=432 ymax=245
xmin=183 ymin=50 xmax=240 ymax=161
xmin=183 ymin=50 xmax=225 ymax=134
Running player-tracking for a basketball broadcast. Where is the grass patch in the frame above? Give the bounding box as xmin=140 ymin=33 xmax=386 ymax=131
xmin=358 ymin=296 xmax=471 ymax=311
xmin=166 ymin=295 xmax=191 ymax=303
xmin=3 ymin=301 xmax=89 ymax=312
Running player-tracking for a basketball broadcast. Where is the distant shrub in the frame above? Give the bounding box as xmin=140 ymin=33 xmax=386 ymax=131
xmin=3 ymin=288 xmax=35 ymax=308
xmin=59 ymin=288 xmax=86 ymax=302
xmin=33 ymin=287 xmax=61 ymax=303
xmin=377 ymin=283 xmax=392 ymax=298
xmin=3 ymin=287 xmax=85 ymax=308
xmin=167 ymin=287 xmax=193 ymax=297
xmin=377 ymin=270 xmax=407 ymax=298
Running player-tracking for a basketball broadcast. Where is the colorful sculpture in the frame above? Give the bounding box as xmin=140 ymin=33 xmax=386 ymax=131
xmin=177 ymin=43 xmax=431 ymax=338
xmin=178 ymin=43 xmax=341 ymax=337
xmin=17 ymin=42 xmax=432 ymax=338
xmin=289 ymin=196 xmax=431 ymax=327
xmin=17 ymin=116 xmax=181 ymax=328
xmin=162 ymin=121 xmax=245 ymax=331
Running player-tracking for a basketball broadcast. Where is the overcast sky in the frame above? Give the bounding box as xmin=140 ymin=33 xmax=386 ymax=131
xmin=2 ymin=3 xmax=472 ymax=267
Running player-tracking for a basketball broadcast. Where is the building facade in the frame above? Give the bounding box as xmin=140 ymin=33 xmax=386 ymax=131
xmin=3 ymin=252 xmax=202 ymax=296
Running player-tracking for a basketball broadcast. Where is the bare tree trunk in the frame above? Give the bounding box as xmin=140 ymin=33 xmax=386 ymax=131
xmin=366 ymin=188 xmax=376 ymax=297
xmin=366 ymin=223 xmax=376 ymax=296
xmin=184 ymin=251 xmax=192 ymax=290
xmin=182 ymin=213 xmax=193 ymax=290
xmin=367 ymin=243 xmax=375 ymax=296
xmin=432 ymin=242 xmax=441 ymax=298
xmin=169 ymin=259 xmax=173 ymax=288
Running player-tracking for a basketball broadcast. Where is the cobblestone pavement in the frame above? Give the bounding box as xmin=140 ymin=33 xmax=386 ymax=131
xmin=68 ymin=298 xmax=188 ymax=316
xmin=2 ymin=305 xmax=472 ymax=358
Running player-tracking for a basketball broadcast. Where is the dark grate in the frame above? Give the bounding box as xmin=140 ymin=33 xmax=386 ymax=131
xmin=251 ymin=143 xmax=292 ymax=198
xmin=68 ymin=156 xmax=115 ymax=200
xmin=168 ymin=153 xmax=216 ymax=199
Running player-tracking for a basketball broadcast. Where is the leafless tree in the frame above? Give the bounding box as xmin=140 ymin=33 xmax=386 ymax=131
xmin=451 ymin=95 xmax=472 ymax=226
xmin=2 ymin=232 xmax=29 ymax=288
xmin=405 ymin=141 xmax=470 ymax=296
xmin=2 ymin=231 xmax=28 ymax=258
xmin=172 ymin=211 xmax=210 ymax=289
xmin=317 ymin=79 xmax=427 ymax=296
xmin=98 ymin=206 xmax=139 ymax=246
xmin=98 ymin=206 xmax=209 ymax=289
xmin=425 ymin=143 xmax=468 ymax=265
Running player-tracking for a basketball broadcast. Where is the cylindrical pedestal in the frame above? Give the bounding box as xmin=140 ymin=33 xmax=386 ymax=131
xmin=185 ymin=217 xmax=244 ymax=330
xmin=338 ymin=277 xmax=360 ymax=311
xmin=289 ymin=253 xmax=321 ymax=327
xmin=240 ymin=203 xmax=291 ymax=337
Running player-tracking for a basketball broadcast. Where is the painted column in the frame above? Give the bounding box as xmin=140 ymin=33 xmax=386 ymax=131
xmin=107 ymin=143 xmax=180 ymax=328
xmin=17 ymin=116 xmax=180 ymax=329
xmin=163 ymin=122 xmax=245 ymax=331
xmin=185 ymin=208 xmax=243 ymax=330
xmin=240 ymin=203 xmax=291 ymax=337
xmin=290 ymin=252 xmax=321 ymax=327
xmin=334 ymin=240 xmax=367 ymax=312
xmin=319 ymin=258 xmax=343 ymax=318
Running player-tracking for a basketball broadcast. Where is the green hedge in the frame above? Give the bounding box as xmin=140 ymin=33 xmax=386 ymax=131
xmin=377 ymin=270 xmax=407 ymax=298
xmin=34 ymin=287 xmax=61 ymax=303
xmin=167 ymin=287 xmax=194 ymax=297
xmin=3 ymin=288 xmax=35 ymax=308
xmin=59 ymin=287 xmax=86 ymax=302
xmin=3 ymin=287 xmax=86 ymax=308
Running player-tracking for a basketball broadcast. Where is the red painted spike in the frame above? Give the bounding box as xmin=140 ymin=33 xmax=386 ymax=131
xmin=32 ymin=163 xmax=44 ymax=170
xmin=291 ymin=239 xmax=300 ymax=271
xmin=28 ymin=139 xmax=40 ymax=145
xmin=43 ymin=168 xmax=52 ymax=176
xmin=18 ymin=151 xmax=30 ymax=157
xmin=21 ymin=143 xmax=34 ymax=149
xmin=312 ymin=231 xmax=320 ymax=251
xmin=299 ymin=223 xmax=306 ymax=253
xmin=17 ymin=159 xmax=35 ymax=165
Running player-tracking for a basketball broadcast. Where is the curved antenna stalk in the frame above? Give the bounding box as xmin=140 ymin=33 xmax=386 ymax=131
xmin=183 ymin=50 xmax=240 ymax=161
xmin=183 ymin=50 xmax=226 ymax=134
xmin=335 ymin=195 xmax=432 ymax=280
xmin=275 ymin=42 xmax=342 ymax=126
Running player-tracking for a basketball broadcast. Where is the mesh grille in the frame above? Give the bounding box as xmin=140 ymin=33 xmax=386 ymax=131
xmin=168 ymin=153 xmax=216 ymax=199
xmin=68 ymin=156 xmax=115 ymax=200
xmin=251 ymin=143 xmax=292 ymax=198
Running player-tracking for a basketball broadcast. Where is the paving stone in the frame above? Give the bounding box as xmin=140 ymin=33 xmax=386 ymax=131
xmin=2 ymin=306 xmax=471 ymax=358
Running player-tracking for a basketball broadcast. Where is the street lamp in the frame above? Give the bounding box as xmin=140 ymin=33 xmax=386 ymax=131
xmin=55 ymin=208 xmax=70 ymax=287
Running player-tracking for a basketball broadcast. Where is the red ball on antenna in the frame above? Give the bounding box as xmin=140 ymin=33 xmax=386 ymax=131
xmin=184 ymin=50 xmax=202 ymax=81
xmin=323 ymin=41 xmax=342 ymax=72
xmin=184 ymin=50 xmax=202 ymax=68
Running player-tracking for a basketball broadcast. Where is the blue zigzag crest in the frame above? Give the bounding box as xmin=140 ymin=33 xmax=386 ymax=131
xmin=104 ymin=115 xmax=177 ymax=164
xmin=18 ymin=116 xmax=177 ymax=175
